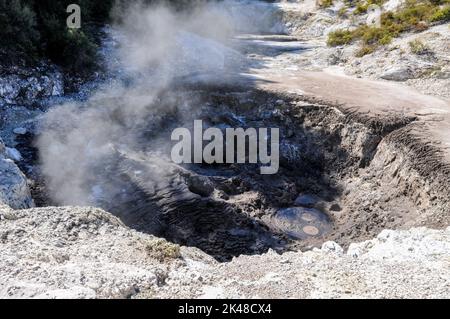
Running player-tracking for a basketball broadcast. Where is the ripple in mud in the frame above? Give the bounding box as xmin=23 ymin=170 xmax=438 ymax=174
xmin=271 ymin=207 xmax=332 ymax=239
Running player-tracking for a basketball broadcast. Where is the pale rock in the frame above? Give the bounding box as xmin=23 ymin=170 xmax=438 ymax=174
xmin=347 ymin=243 xmax=362 ymax=258
xmin=377 ymin=229 xmax=399 ymax=242
xmin=13 ymin=127 xmax=27 ymax=135
xmin=380 ymin=67 xmax=414 ymax=81
xmin=321 ymin=241 xmax=344 ymax=255
xmin=0 ymin=157 xmax=33 ymax=209
xmin=5 ymin=147 xmax=23 ymax=162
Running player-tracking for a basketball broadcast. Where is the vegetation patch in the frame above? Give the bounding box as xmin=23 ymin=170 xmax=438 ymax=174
xmin=0 ymin=0 xmax=204 ymax=75
xmin=319 ymin=0 xmax=334 ymax=8
xmin=355 ymin=44 xmax=376 ymax=56
xmin=327 ymin=29 xmax=354 ymax=45
xmin=430 ymin=5 xmax=450 ymax=21
xmin=145 ymin=238 xmax=181 ymax=262
xmin=352 ymin=0 xmax=387 ymax=15
xmin=327 ymin=0 xmax=450 ymax=56
xmin=408 ymin=39 xmax=431 ymax=54
xmin=0 ymin=0 xmax=114 ymax=75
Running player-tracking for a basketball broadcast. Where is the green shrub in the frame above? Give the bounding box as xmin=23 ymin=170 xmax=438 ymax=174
xmin=353 ymin=0 xmax=387 ymax=15
xmin=37 ymin=0 xmax=111 ymax=75
xmin=354 ymin=3 xmax=369 ymax=14
xmin=389 ymin=0 xmax=437 ymax=30
xmin=0 ymin=0 xmax=40 ymax=60
xmin=0 ymin=0 xmax=212 ymax=74
xmin=355 ymin=44 xmax=376 ymax=56
xmin=356 ymin=25 xmax=393 ymax=45
xmin=0 ymin=0 xmax=115 ymax=75
xmin=327 ymin=25 xmax=393 ymax=48
xmin=319 ymin=0 xmax=334 ymax=8
xmin=327 ymin=29 xmax=354 ymax=46
xmin=430 ymin=5 xmax=450 ymax=21
xmin=58 ymin=29 xmax=99 ymax=76
xmin=328 ymin=0 xmax=448 ymax=54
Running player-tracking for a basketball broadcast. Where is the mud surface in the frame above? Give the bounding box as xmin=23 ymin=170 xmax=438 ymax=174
xmin=16 ymin=87 xmax=449 ymax=261
xmin=6 ymin=2 xmax=449 ymax=261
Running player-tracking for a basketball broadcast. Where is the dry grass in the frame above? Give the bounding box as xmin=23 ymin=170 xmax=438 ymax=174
xmin=145 ymin=238 xmax=181 ymax=262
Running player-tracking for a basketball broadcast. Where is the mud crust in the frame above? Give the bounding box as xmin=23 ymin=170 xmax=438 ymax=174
xmin=21 ymin=87 xmax=450 ymax=260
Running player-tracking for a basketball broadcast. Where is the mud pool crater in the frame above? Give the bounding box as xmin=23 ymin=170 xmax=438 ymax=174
xmin=16 ymin=87 xmax=445 ymax=261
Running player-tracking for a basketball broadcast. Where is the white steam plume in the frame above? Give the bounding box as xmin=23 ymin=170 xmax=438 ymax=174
xmin=37 ymin=0 xmax=280 ymax=206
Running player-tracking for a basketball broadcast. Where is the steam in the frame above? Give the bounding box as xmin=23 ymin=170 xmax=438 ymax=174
xmin=114 ymin=2 xmax=239 ymax=79
xmin=37 ymin=0 xmax=279 ymax=206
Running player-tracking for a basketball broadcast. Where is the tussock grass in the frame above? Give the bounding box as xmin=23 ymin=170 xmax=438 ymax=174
xmin=145 ymin=238 xmax=181 ymax=262
xmin=408 ymin=39 xmax=431 ymax=54
xmin=327 ymin=0 xmax=450 ymax=56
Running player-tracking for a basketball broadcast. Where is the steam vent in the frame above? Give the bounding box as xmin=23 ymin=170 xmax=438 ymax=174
xmin=0 ymin=0 xmax=449 ymax=299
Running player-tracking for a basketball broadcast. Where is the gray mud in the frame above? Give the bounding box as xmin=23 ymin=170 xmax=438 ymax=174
xmin=15 ymin=87 xmax=449 ymax=261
